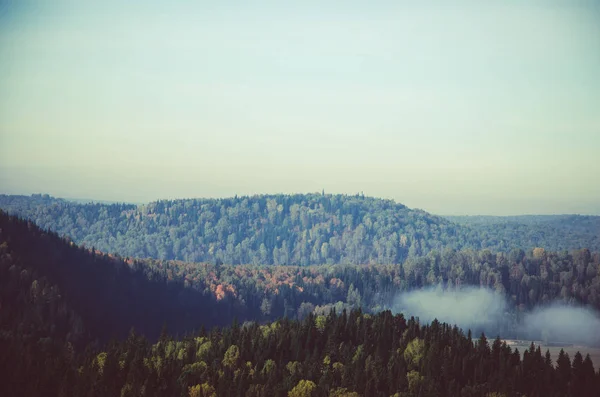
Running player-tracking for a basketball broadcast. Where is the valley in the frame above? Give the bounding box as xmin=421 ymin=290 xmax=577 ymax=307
xmin=1 ymin=195 xmax=599 ymax=395
xmin=3 ymin=1 xmax=599 ymax=394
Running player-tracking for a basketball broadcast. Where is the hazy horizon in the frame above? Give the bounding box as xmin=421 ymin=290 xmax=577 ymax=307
xmin=2 ymin=1 xmax=599 ymax=216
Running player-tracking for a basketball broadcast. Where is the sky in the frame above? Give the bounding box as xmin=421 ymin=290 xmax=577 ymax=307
xmin=1 ymin=1 xmax=599 ymax=215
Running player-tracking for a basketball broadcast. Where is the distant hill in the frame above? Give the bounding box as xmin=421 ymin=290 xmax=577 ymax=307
xmin=1 ymin=193 xmax=599 ymax=265
xmin=447 ymin=215 xmax=600 ymax=253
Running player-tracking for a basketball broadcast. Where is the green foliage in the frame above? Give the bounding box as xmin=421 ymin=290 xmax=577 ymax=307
xmin=196 ymin=340 xmax=212 ymax=361
xmin=94 ymin=352 xmax=107 ymax=375
xmin=406 ymin=370 xmax=424 ymax=394
xmin=222 ymin=344 xmax=240 ymax=369
xmin=261 ymin=359 xmax=276 ymax=376
xmin=289 ymin=379 xmax=317 ymax=397
xmin=286 ymin=361 xmax=302 ymax=376
xmin=352 ymin=345 xmax=364 ymax=364
xmin=182 ymin=361 xmax=207 ymax=376
xmin=329 ymin=387 xmax=360 ymax=397
xmin=403 ymin=338 xmax=425 ymax=370
xmin=332 ymin=362 xmax=344 ymax=373
xmin=189 ymin=382 xmax=215 ymax=397
xmin=315 ymin=315 xmax=327 ymax=332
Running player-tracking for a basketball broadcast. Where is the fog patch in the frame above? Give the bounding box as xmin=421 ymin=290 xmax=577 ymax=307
xmin=393 ymin=287 xmax=507 ymax=334
xmin=521 ymin=304 xmax=600 ymax=346
xmin=393 ymin=288 xmax=600 ymax=347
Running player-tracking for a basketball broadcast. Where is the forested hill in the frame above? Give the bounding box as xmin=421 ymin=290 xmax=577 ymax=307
xmin=2 ymin=211 xmax=600 ymax=396
xmin=1 ymin=193 xmax=598 ymax=265
xmin=3 ymin=207 xmax=599 ymax=344
xmin=447 ymin=215 xmax=600 ymax=253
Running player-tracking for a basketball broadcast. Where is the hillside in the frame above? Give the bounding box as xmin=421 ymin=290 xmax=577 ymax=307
xmin=447 ymin=215 xmax=600 ymax=252
xmin=3 ymin=208 xmax=599 ymax=344
xmin=0 ymin=193 xmax=462 ymax=264
xmin=2 ymin=212 xmax=600 ymax=396
xmin=2 ymin=193 xmax=599 ymax=266
xmin=9 ymin=310 xmax=600 ymax=397
xmin=0 ymin=211 xmax=240 ymax=344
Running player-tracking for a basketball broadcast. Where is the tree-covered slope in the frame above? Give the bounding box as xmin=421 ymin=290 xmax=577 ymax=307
xmin=0 ymin=211 xmax=239 ymax=345
xmin=153 ymin=246 xmax=600 ymax=320
xmin=2 ymin=211 xmax=600 ymax=396
xmin=2 ymin=193 xmax=598 ymax=265
xmin=3 ymin=208 xmax=599 ymax=345
xmin=5 ymin=309 xmax=600 ymax=397
xmin=0 ymin=193 xmax=462 ymax=264
xmin=447 ymin=215 xmax=600 ymax=252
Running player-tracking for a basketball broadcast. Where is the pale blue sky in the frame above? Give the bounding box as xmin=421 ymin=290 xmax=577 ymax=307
xmin=1 ymin=1 xmax=599 ymax=215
